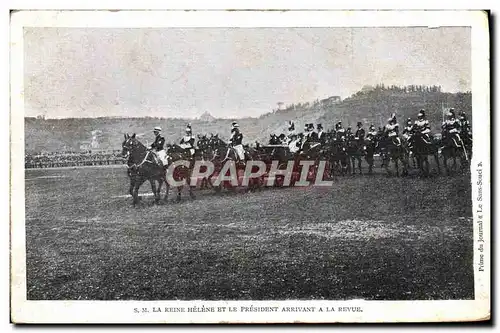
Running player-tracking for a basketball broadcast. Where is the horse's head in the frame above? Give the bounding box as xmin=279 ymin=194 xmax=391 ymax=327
xmin=122 ymin=133 xmax=138 ymax=158
xmin=122 ymin=133 xmax=146 ymax=162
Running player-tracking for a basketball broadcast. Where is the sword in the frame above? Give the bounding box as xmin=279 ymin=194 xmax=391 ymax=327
xmin=457 ymin=135 xmax=469 ymax=161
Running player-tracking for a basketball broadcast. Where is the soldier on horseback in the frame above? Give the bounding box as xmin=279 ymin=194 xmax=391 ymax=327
xmin=228 ymin=122 xmax=245 ymax=162
xmin=150 ymin=126 xmax=168 ymax=167
xmin=402 ymin=118 xmax=413 ymax=140
xmin=345 ymin=126 xmax=354 ymax=141
xmin=335 ymin=121 xmax=346 ymax=141
xmin=413 ymin=110 xmax=431 ymax=143
xmin=300 ymin=123 xmax=314 ymax=152
xmin=354 ymin=122 xmax=365 ymax=142
xmin=368 ymin=124 xmax=378 ymax=138
xmin=179 ymin=123 xmax=196 ymax=160
xmin=458 ymin=111 xmax=472 ymax=139
xmin=441 ymin=108 xmax=462 ymax=147
xmin=287 ymin=121 xmax=296 ymax=142
xmin=316 ymin=123 xmax=326 ymax=144
xmin=384 ymin=113 xmax=401 ymax=146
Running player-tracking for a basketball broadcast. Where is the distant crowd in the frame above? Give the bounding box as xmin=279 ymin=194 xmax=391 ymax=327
xmin=25 ymin=150 xmax=125 ymax=168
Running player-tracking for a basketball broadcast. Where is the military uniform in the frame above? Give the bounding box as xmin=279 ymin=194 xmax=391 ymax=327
xmin=151 ymin=134 xmax=165 ymax=151
xmin=385 ymin=115 xmax=401 ymax=146
xmin=229 ymin=124 xmax=245 ymax=161
xmin=180 ymin=125 xmax=196 ymax=157
xmin=335 ymin=122 xmax=346 ymax=141
xmin=150 ymin=127 xmax=168 ymax=166
xmin=402 ymin=119 xmax=413 ymax=141
xmin=355 ymin=126 xmax=365 ymax=141
xmin=442 ymin=113 xmax=462 ymax=146
xmin=316 ymin=124 xmax=326 ymax=144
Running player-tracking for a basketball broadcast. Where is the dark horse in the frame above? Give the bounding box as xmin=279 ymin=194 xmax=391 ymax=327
xmin=346 ymin=138 xmax=365 ymax=175
xmin=121 ymin=133 xmax=166 ymax=205
xmin=410 ymin=132 xmax=441 ymax=176
xmin=440 ymin=133 xmax=469 ymax=175
xmin=363 ymin=137 xmax=376 ymax=174
xmin=164 ymin=143 xmax=196 ymax=201
xmin=378 ymin=136 xmax=408 ymax=177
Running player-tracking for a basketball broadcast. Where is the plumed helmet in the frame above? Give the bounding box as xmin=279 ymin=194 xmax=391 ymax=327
xmin=154 ymin=126 xmax=162 ymax=132
xmin=232 ymin=121 xmax=239 ymax=128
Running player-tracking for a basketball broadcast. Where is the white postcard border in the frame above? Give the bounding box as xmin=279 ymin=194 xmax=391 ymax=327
xmin=10 ymin=10 xmax=490 ymax=323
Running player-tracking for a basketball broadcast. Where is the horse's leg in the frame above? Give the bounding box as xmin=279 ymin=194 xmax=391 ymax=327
xmin=384 ymin=154 xmax=391 ymax=176
xmin=132 ymin=179 xmax=143 ymax=206
xmin=367 ymin=156 xmax=373 ymax=174
xmin=188 ymin=169 xmax=196 ymax=199
xmin=443 ymin=153 xmax=450 ymax=176
xmin=150 ymin=179 xmax=158 ymax=204
xmin=129 ymin=178 xmax=134 ymax=197
xmin=424 ymin=156 xmax=430 ymax=176
xmin=452 ymin=150 xmax=458 ymax=172
xmin=164 ymin=178 xmax=170 ymax=202
xmin=434 ymin=151 xmax=441 ymax=175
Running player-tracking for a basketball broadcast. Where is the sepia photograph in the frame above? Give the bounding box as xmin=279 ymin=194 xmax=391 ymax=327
xmin=10 ymin=10 xmax=490 ymax=323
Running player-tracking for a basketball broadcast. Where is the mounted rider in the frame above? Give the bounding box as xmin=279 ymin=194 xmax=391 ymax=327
xmin=384 ymin=113 xmax=401 ymax=146
xmin=368 ymin=124 xmax=378 ymax=137
xmin=287 ymin=121 xmax=296 ymax=142
xmin=355 ymin=122 xmax=365 ymax=142
xmin=335 ymin=121 xmax=346 ymax=141
xmin=150 ymin=126 xmax=168 ymax=167
xmin=315 ymin=123 xmax=326 ymax=144
xmin=402 ymin=118 xmax=413 ymax=136
xmin=346 ymin=126 xmax=354 ymax=141
xmin=300 ymin=123 xmax=314 ymax=151
xmin=441 ymin=108 xmax=462 ymax=147
xmin=412 ymin=109 xmax=432 ymax=143
xmin=228 ymin=121 xmax=245 ymax=162
xmin=179 ymin=123 xmax=196 ymax=159
xmin=458 ymin=111 xmax=472 ymax=140
xmin=278 ymin=133 xmax=288 ymax=145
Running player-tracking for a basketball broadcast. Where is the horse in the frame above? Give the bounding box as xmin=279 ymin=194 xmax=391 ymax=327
xmin=378 ymin=135 xmax=409 ymax=177
xmin=363 ymin=137 xmax=376 ymax=174
xmin=121 ymin=133 xmax=166 ymax=205
xmin=440 ymin=133 xmax=469 ymax=175
xmin=196 ymin=134 xmax=211 ymax=161
xmin=164 ymin=143 xmax=196 ymax=201
xmin=346 ymin=137 xmax=365 ymax=175
xmin=322 ymin=133 xmax=350 ymax=177
xmin=410 ymin=132 xmax=441 ymax=176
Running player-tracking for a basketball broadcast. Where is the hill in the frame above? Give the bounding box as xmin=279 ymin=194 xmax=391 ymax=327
xmin=24 ymin=85 xmax=472 ymax=153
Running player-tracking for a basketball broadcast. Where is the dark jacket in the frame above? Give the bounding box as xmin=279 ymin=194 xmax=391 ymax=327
xmin=151 ymin=135 xmax=165 ymax=151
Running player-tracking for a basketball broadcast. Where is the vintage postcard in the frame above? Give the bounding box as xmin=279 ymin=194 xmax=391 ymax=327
xmin=10 ymin=10 xmax=490 ymax=323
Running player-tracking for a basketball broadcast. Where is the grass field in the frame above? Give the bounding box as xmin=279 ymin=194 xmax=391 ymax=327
xmin=25 ymin=165 xmax=474 ymax=300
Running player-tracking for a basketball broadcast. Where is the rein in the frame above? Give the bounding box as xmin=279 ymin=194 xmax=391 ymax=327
xmin=128 ymin=150 xmax=153 ymax=170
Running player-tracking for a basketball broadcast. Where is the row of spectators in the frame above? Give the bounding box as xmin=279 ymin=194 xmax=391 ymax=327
xmin=25 ymin=150 xmax=126 ymax=168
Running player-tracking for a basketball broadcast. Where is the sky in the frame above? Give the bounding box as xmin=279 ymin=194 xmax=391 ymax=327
xmin=24 ymin=27 xmax=471 ymax=119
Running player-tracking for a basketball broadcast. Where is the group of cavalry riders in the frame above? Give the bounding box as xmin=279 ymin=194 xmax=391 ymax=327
xmin=148 ymin=121 xmax=245 ymax=166
xmin=146 ymin=108 xmax=471 ymax=166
